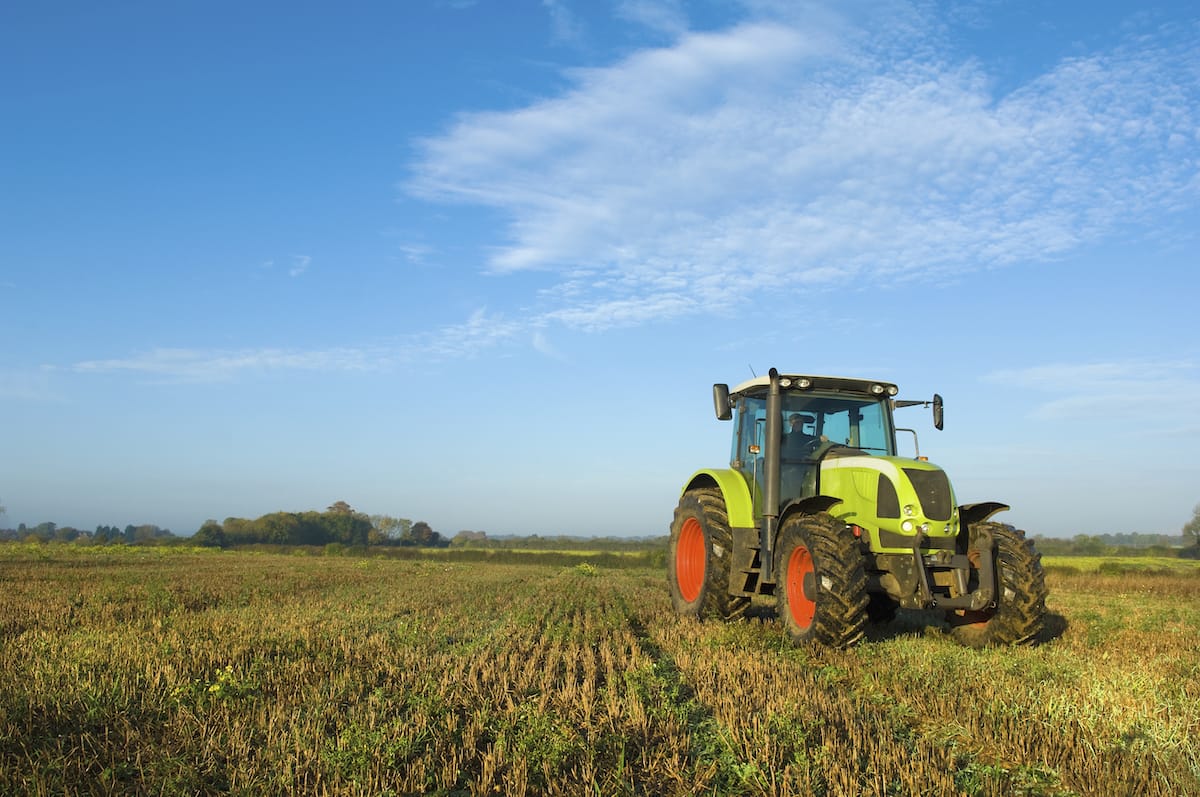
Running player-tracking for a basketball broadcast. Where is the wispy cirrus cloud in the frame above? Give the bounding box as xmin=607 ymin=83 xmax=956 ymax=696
xmin=984 ymin=360 xmax=1200 ymax=423
xmin=288 ymin=255 xmax=311 ymax=277
xmin=72 ymin=347 xmax=387 ymax=383
xmin=616 ymin=0 xmax=688 ymax=37
xmin=408 ymin=7 xmax=1200 ymax=333
xmin=68 ymin=308 xmax=526 ymax=383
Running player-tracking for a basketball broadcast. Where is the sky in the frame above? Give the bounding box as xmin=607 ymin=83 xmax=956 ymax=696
xmin=2 ymin=0 xmax=1198 ymax=539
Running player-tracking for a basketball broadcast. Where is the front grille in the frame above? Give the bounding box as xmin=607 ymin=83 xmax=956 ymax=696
xmin=903 ymin=468 xmax=952 ymax=521
xmin=876 ymin=476 xmax=900 ymax=518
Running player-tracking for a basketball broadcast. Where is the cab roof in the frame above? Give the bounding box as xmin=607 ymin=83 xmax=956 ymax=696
xmin=729 ymin=374 xmax=899 ymax=398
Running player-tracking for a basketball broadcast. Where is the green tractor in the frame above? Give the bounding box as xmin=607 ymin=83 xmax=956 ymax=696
xmin=668 ymin=369 xmax=1047 ymax=648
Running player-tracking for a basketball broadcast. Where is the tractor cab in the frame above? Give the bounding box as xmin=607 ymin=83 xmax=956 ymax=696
xmin=721 ymin=376 xmax=900 ymax=514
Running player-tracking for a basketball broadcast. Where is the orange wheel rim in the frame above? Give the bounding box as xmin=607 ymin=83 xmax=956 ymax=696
xmin=786 ymin=545 xmax=816 ymax=629
xmin=676 ymin=517 xmax=705 ymax=603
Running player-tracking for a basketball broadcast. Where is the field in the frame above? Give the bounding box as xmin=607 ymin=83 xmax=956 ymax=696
xmin=2 ymin=545 xmax=1197 ymax=796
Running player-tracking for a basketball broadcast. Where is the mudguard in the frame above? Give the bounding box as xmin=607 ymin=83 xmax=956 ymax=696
xmin=682 ymin=469 xmax=755 ymax=530
xmin=959 ymin=501 xmax=1010 ymax=528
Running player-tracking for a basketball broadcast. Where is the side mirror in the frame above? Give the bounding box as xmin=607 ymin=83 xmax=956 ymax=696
xmin=713 ymin=384 xmax=732 ymax=420
xmin=932 ymin=393 xmax=944 ymax=430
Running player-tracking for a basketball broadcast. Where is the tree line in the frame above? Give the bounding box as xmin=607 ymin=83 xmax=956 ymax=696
xmin=3 ymin=499 xmax=1199 ymax=556
xmin=194 ymin=502 xmax=447 ymax=548
xmin=0 ymin=501 xmax=449 ymax=550
xmin=1033 ymin=530 xmax=1198 ymax=558
xmin=0 ymin=522 xmax=174 ymax=544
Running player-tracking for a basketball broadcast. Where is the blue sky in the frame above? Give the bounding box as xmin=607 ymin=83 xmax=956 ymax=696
xmin=2 ymin=0 xmax=1198 ymax=538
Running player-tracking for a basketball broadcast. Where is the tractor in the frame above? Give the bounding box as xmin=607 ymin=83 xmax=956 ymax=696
xmin=667 ymin=369 xmax=1047 ymax=648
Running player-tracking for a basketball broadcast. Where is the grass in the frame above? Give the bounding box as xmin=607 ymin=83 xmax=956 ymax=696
xmin=1 ymin=545 xmax=1197 ymax=796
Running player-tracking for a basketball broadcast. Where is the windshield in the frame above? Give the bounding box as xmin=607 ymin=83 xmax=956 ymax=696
xmin=730 ymin=391 xmax=896 ymax=512
xmin=781 ymin=394 xmax=894 ymax=456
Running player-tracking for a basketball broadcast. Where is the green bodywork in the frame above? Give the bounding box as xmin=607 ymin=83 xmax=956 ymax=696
xmin=683 ymin=468 xmax=756 ymax=528
xmin=816 ymin=454 xmax=959 ymax=554
xmin=684 ymin=457 xmax=960 ymax=556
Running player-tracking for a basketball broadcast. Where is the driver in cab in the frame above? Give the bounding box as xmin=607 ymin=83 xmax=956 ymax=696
xmin=783 ymin=413 xmax=822 ymax=459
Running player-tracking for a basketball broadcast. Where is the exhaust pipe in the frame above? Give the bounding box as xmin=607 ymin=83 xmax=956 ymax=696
xmin=760 ymin=368 xmax=783 ymax=582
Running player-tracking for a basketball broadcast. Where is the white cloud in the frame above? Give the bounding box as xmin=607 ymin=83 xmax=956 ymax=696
xmin=984 ymin=360 xmax=1200 ymax=421
xmin=69 ymin=309 xmax=526 ymax=382
xmin=542 ymin=0 xmax=583 ymax=45
xmin=289 ymin=255 xmax=311 ymax=277
xmin=416 ymin=308 xmax=524 ymax=359
xmin=408 ymin=9 xmax=1200 ymax=334
xmin=531 ymin=329 xmax=566 ymax=360
xmin=73 ymin=347 xmax=384 ymax=383
xmin=616 ymin=0 xmax=688 ymax=37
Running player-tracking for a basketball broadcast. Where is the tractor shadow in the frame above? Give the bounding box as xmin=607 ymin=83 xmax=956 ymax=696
xmin=743 ymin=605 xmax=1069 ymax=646
xmin=865 ymin=609 xmax=1069 ymax=645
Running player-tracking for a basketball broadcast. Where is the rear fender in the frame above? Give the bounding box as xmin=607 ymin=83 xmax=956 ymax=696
xmin=682 ymin=469 xmax=754 ymax=529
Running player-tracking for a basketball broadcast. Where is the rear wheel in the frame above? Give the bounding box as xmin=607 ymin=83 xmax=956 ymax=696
xmin=668 ymin=487 xmax=747 ymax=620
xmin=775 ymin=513 xmax=867 ymax=648
xmin=948 ymin=522 xmax=1047 ymax=648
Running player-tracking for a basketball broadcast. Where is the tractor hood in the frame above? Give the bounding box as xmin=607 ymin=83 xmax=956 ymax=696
xmin=819 ymin=453 xmax=960 ymax=553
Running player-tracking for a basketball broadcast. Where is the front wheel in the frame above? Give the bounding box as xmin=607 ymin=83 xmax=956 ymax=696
xmin=775 ymin=513 xmax=867 ymax=648
xmin=948 ymin=522 xmax=1047 ymax=648
xmin=667 ymin=488 xmax=746 ymax=620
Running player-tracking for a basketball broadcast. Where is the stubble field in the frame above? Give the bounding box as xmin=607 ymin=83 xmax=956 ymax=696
xmin=1 ymin=545 xmax=1197 ymax=796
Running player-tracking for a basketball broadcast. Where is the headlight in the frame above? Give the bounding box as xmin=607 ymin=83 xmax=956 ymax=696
xmin=901 ymin=520 xmax=914 ymax=532
xmin=903 ymin=504 xmax=916 ymax=517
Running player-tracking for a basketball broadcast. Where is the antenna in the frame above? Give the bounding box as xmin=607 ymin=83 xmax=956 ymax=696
xmin=748 ymin=364 xmax=757 ymax=377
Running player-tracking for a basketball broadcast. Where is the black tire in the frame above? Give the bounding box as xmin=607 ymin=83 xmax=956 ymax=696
xmin=775 ymin=513 xmax=868 ymax=648
xmin=667 ymin=488 xmax=748 ymax=620
xmin=948 ymin=522 xmax=1048 ymax=648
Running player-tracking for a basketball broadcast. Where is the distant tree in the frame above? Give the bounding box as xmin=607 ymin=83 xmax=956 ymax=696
xmin=368 ymin=515 xmax=412 ymax=545
xmin=223 ymin=517 xmax=257 ymax=545
xmin=257 ymin=513 xmax=302 ymax=545
xmin=193 ymin=520 xmax=227 ymax=548
xmin=129 ymin=524 xmax=172 ymax=543
xmin=54 ymin=526 xmax=80 ymax=543
xmin=451 ymin=530 xmax=488 ymax=547
xmin=1183 ymin=503 xmax=1200 ymax=559
xmin=32 ymin=522 xmax=57 ymax=542
xmin=322 ymin=503 xmax=371 ymax=546
xmin=294 ymin=511 xmax=329 ymax=546
xmin=406 ymin=521 xmax=445 ymax=547
xmin=94 ymin=525 xmax=118 ymax=544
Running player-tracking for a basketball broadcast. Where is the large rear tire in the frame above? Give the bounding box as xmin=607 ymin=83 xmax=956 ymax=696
xmin=775 ymin=513 xmax=868 ymax=648
xmin=948 ymin=522 xmax=1047 ymax=648
xmin=668 ymin=487 xmax=747 ymax=620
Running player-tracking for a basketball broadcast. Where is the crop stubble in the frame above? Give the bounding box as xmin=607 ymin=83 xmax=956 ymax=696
xmin=0 ymin=546 xmax=1197 ymax=796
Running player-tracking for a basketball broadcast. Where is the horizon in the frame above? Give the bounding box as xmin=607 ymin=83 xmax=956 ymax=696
xmin=2 ymin=1 xmax=1198 ymax=539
